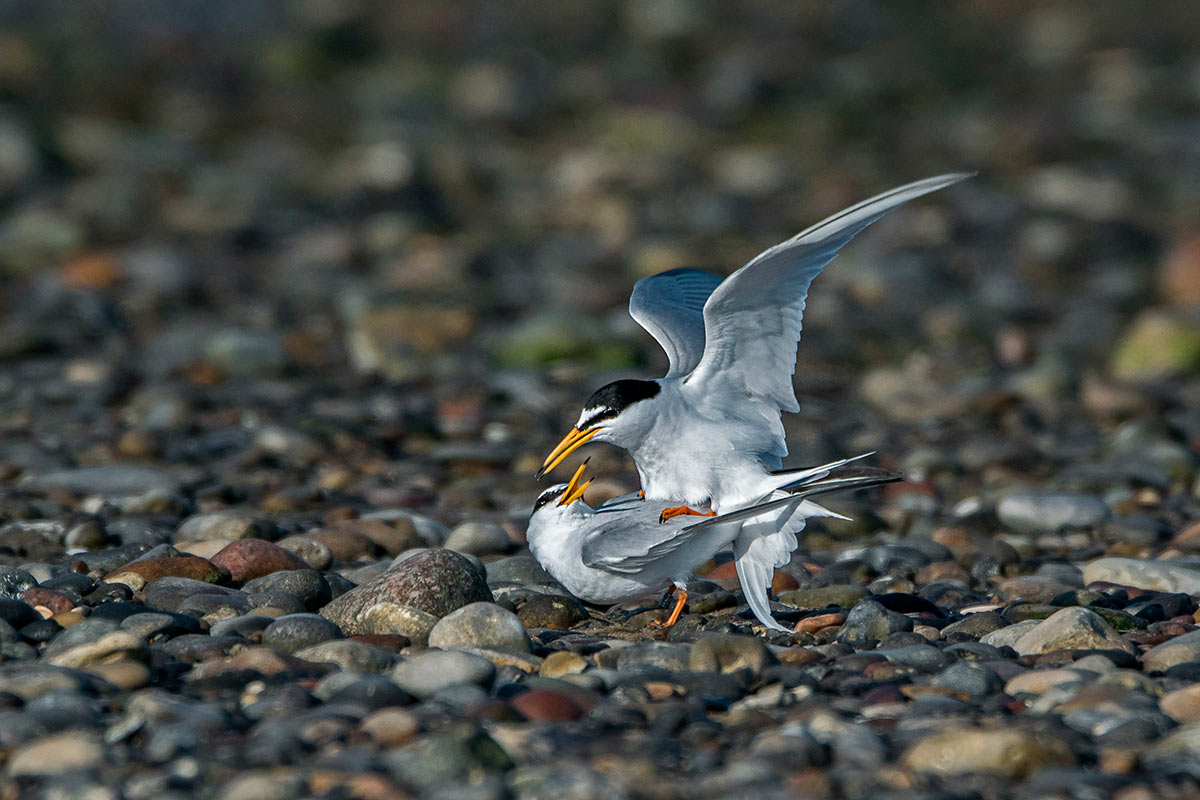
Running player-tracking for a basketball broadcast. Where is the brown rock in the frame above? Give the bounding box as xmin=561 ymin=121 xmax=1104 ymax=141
xmin=993 ymin=576 xmax=1075 ymax=604
xmin=85 ymin=660 xmax=151 ymax=691
xmin=1161 ymin=684 xmax=1200 ymax=723
xmin=539 ymin=651 xmax=587 ymax=678
xmin=793 ymin=612 xmax=846 ymax=634
xmin=210 ymin=538 xmax=309 ymax=582
xmin=305 ymin=526 xmax=382 ymax=562
xmin=186 ymin=646 xmax=324 ymax=680
xmin=1158 ymin=230 xmax=1200 ymax=306
xmin=777 ymin=648 xmax=824 ymax=666
xmin=105 ymin=556 xmax=228 ymax=589
xmin=21 ymin=587 xmax=74 ymax=615
xmin=359 ymin=707 xmax=420 ymax=748
xmin=511 ymin=688 xmax=585 ymax=722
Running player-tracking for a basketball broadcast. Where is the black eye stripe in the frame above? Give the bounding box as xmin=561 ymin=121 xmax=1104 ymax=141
xmin=534 ymin=486 xmax=567 ymax=511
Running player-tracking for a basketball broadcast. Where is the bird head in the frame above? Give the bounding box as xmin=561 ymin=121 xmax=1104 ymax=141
xmin=536 ymin=379 xmax=661 ymax=479
xmin=531 ymin=462 xmax=594 ymax=519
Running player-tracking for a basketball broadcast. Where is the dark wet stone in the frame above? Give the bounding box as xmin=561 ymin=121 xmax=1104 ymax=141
xmin=246 ymin=591 xmax=307 ymax=615
xmin=324 ymin=674 xmax=414 ymax=710
xmin=242 ymin=569 xmax=331 ymax=611
xmin=88 ymin=601 xmax=151 ymax=622
xmin=931 ymin=660 xmax=1005 ymax=699
xmin=485 ymin=555 xmax=556 ymax=586
xmin=837 ymin=600 xmax=914 ymax=648
xmin=144 ymin=578 xmax=244 ymax=613
xmin=942 ymin=612 xmax=1009 ymax=640
xmin=24 ymin=690 xmax=106 ymax=732
xmin=20 ymin=618 xmax=62 ymax=644
xmin=0 ymin=599 xmax=39 ymax=629
xmin=0 ymin=566 xmax=36 ymax=599
xmin=261 ymin=613 xmax=344 ymax=653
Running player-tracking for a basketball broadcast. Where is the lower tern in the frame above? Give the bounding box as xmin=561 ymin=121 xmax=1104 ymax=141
xmin=527 ymin=462 xmax=899 ymax=631
xmin=537 ymin=172 xmax=970 ymax=526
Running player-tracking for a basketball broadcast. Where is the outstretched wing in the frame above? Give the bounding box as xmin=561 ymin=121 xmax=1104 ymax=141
xmin=683 ymin=173 xmax=972 ymax=460
xmin=629 ymin=268 xmax=723 ymax=377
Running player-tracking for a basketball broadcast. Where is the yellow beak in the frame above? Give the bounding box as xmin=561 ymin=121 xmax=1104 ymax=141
xmin=536 ymin=426 xmax=601 ymax=479
xmin=557 ymin=462 xmax=593 ymax=507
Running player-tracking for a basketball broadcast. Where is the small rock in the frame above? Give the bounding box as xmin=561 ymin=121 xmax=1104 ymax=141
xmin=7 ymin=730 xmax=105 ymax=776
xmin=515 ymin=594 xmax=589 ymax=630
xmin=778 ymin=585 xmax=869 ymax=609
xmin=275 ymin=535 xmax=334 ymax=570
xmin=392 ymin=650 xmax=496 ymax=698
xmin=211 ymin=539 xmax=309 ymax=582
xmin=261 ymin=614 xmax=344 ymax=653
xmin=903 ymin=728 xmax=1075 ymax=778
xmin=1083 ymin=557 xmax=1200 ymax=594
xmin=1161 ymin=683 xmax=1200 ymax=723
xmin=21 ymin=465 xmax=178 ymax=498
xmin=1111 ymin=311 xmax=1200 ymax=380
xmin=428 ymin=602 xmax=529 ymax=653
xmin=358 ymin=602 xmax=439 ymax=645
xmin=837 ymin=600 xmax=914 ymax=648
xmin=997 ymin=492 xmax=1110 ymax=534
xmin=511 ymin=688 xmax=585 ymax=722
xmin=294 ymin=640 xmax=395 ymax=673
xmin=444 ymin=521 xmax=511 ymax=556
xmin=690 ymin=633 xmax=774 ymax=677
xmin=1143 ymin=629 xmax=1200 ymax=673
xmin=105 ymin=556 xmax=227 ymax=590
xmin=320 ymin=550 xmax=491 ymax=634
xmin=360 ymin=707 xmax=421 ymax=747
xmin=539 ymin=651 xmax=587 ymax=678
xmin=46 ymin=630 xmax=148 ymax=668
xmin=1012 ymin=607 xmax=1137 ymax=656
xmin=175 ymin=512 xmax=270 ymax=542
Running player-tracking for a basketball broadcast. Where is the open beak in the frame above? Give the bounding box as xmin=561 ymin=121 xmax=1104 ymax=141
xmin=557 ymin=462 xmax=593 ymax=507
xmin=536 ymin=426 xmax=602 ymax=479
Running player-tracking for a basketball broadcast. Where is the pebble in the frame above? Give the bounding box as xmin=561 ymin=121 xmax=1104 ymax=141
xmin=320 ymin=550 xmax=492 ymax=633
xmin=997 ymin=492 xmax=1111 ymax=533
xmin=392 ymin=650 xmax=496 ymax=699
xmin=837 ymin=600 xmax=914 ymax=648
xmin=428 ymin=602 xmax=530 ymax=653
xmin=210 ymin=539 xmax=309 ymax=582
xmin=444 ymin=521 xmax=512 ymax=556
xmin=1083 ymin=557 xmax=1200 ymax=594
xmin=7 ymin=730 xmax=105 ymax=776
xmin=903 ymin=728 xmax=1077 ymax=778
xmin=260 ymin=613 xmax=344 ymax=653
xmin=1011 ymin=607 xmax=1139 ymax=656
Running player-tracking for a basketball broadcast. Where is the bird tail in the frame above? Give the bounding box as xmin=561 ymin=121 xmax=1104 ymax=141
xmin=730 ymin=466 xmax=900 ymax=633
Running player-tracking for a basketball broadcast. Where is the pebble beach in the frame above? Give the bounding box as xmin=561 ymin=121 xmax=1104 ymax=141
xmin=2 ymin=3 xmax=1200 ymax=799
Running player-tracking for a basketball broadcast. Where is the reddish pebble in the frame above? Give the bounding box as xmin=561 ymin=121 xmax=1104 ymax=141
xmin=211 ymin=539 xmax=309 ymax=581
xmin=863 ymin=684 xmax=905 ymax=705
xmin=21 ymin=587 xmax=75 ymax=616
xmin=510 ymin=689 xmax=584 ymax=722
xmin=793 ymin=612 xmax=846 ymax=634
xmin=771 ymin=571 xmax=800 ymax=593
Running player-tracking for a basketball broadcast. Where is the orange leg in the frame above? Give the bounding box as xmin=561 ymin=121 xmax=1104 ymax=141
xmin=659 ymin=505 xmax=717 ymax=524
xmin=649 ymin=588 xmax=688 ymax=627
xmin=637 ymin=490 xmax=645 ymax=499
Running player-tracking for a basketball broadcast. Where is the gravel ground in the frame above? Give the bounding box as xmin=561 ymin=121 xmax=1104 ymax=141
xmin=2 ymin=2 xmax=1200 ymax=799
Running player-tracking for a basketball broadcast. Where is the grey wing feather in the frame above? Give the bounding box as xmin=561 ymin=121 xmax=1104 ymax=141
xmin=629 ymin=268 xmax=723 ymax=377
xmin=580 ymin=506 xmax=738 ymax=575
xmin=684 ymin=173 xmax=972 ymax=460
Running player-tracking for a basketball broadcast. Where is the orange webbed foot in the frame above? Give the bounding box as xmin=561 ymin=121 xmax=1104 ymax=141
xmin=658 ymin=505 xmax=717 ymax=524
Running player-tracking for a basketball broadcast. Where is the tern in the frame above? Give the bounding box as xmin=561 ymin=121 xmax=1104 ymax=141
xmin=537 ymin=172 xmax=969 ymax=527
xmin=527 ymin=461 xmax=899 ymax=632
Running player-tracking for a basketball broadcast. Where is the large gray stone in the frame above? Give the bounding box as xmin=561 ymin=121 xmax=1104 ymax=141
xmin=320 ymin=549 xmax=491 ymax=635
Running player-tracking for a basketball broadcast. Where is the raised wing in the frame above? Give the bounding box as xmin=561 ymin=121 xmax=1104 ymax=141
xmin=683 ymin=173 xmax=971 ymax=459
xmin=629 ymin=268 xmax=723 ymax=377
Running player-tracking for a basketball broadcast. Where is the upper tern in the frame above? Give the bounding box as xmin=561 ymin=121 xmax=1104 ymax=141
xmin=527 ymin=461 xmax=899 ymax=631
xmin=538 ymin=173 xmax=970 ymax=525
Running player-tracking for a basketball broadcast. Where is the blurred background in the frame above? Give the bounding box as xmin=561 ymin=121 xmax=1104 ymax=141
xmin=1 ymin=1 xmax=1199 ymax=535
